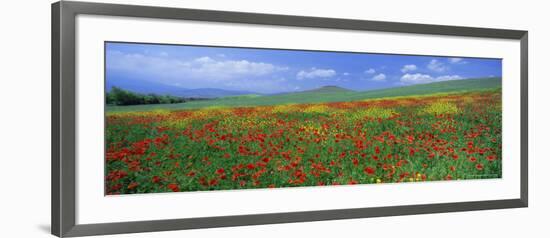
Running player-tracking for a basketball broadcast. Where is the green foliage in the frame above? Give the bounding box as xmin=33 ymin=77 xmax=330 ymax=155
xmin=106 ymin=87 xmax=186 ymax=106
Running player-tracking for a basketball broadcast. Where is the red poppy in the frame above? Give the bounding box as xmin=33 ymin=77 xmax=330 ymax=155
xmin=167 ymin=183 xmax=179 ymax=192
xmin=476 ymin=163 xmax=484 ymax=170
xmin=107 ymin=170 xmax=128 ymax=181
xmin=339 ymin=152 xmax=347 ymax=159
xmin=110 ymin=183 xmax=122 ymax=191
xmin=348 ymin=180 xmax=358 ymax=185
xmin=152 ymin=176 xmax=161 ymax=183
xmin=209 ymin=179 xmax=219 ymax=186
xmin=128 ymin=160 xmax=141 ymax=171
xmin=127 ymin=182 xmax=138 ymax=190
xmin=469 ymin=157 xmax=477 ymax=162
xmin=364 ymin=167 xmax=376 ymax=175
xmin=216 ymin=168 xmax=225 ymax=174
xmin=352 ymin=158 xmax=359 ymax=166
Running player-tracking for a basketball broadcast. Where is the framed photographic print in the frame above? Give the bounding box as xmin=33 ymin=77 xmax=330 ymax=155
xmin=52 ymin=1 xmax=528 ymax=237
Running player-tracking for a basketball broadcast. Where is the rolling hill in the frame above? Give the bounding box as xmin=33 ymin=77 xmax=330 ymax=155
xmin=299 ymin=85 xmax=354 ymax=94
xmin=107 ymin=74 xmax=258 ymax=98
xmin=107 ymin=77 xmax=501 ymax=112
xmin=353 ymin=76 xmax=502 ymax=98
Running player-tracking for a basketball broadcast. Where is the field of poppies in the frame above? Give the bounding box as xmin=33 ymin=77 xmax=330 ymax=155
xmin=105 ymin=90 xmax=502 ymax=194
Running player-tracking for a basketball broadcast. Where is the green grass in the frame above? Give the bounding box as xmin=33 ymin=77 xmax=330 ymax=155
xmin=107 ymin=77 xmax=501 ymax=112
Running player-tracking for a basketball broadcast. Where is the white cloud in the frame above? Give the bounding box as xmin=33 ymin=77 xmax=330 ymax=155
xmin=371 ymin=73 xmax=387 ymax=82
xmin=296 ymin=68 xmax=336 ymax=80
xmin=401 ymin=64 xmax=417 ymax=73
xmin=400 ymin=73 xmax=462 ymax=85
xmin=194 ymin=59 xmax=283 ymax=77
xmin=427 ymin=59 xmax=448 ymax=72
xmin=364 ymin=68 xmax=376 ymax=74
xmin=435 ymin=75 xmax=463 ymax=81
xmin=449 ymin=57 xmax=467 ymax=64
xmin=106 ymin=50 xmax=291 ymax=93
xmin=107 ymin=51 xmax=287 ymax=80
xmin=343 ymin=72 xmax=350 ymax=76
xmin=194 ymin=56 xmax=214 ymax=63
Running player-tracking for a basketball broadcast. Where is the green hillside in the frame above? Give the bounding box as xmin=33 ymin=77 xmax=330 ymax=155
xmin=107 ymin=77 xmax=501 ymax=112
xmin=220 ymin=94 xmax=262 ymax=99
xmin=350 ymin=76 xmax=501 ymax=99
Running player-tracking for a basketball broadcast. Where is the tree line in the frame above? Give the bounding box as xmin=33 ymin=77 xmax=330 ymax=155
xmin=106 ymin=87 xmax=206 ymax=106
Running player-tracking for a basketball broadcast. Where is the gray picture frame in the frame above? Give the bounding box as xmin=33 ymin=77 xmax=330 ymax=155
xmin=52 ymin=1 xmax=528 ymax=237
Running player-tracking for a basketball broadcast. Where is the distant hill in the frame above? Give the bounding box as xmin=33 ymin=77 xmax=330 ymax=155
xmin=106 ymin=75 xmax=259 ymax=98
xmin=107 ymin=77 xmax=501 ymax=112
xmin=221 ymin=94 xmax=262 ymax=99
xmin=352 ymin=77 xmax=502 ymax=99
xmin=177 ymin=88 xmax=259 ymax=98
xmin=300 ymin=85 xmax=354 ymax=94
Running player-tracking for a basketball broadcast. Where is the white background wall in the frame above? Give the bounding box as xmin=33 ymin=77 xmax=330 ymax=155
xmin=0 ymin=0 xmax=546 ymax=237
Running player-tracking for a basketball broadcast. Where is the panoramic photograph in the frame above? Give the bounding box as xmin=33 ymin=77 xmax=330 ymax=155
xmin=105 ymin=42 xmax=502 ymax=195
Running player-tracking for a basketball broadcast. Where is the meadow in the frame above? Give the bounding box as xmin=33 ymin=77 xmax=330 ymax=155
xmin=107 ymin=77 xmax=501 ymax=112
xmin=105 ymin=79 xmax=502 ymax=194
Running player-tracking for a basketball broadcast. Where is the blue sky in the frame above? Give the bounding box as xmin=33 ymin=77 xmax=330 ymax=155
xmin=106 ymin=42 xmax=502 ymax=94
